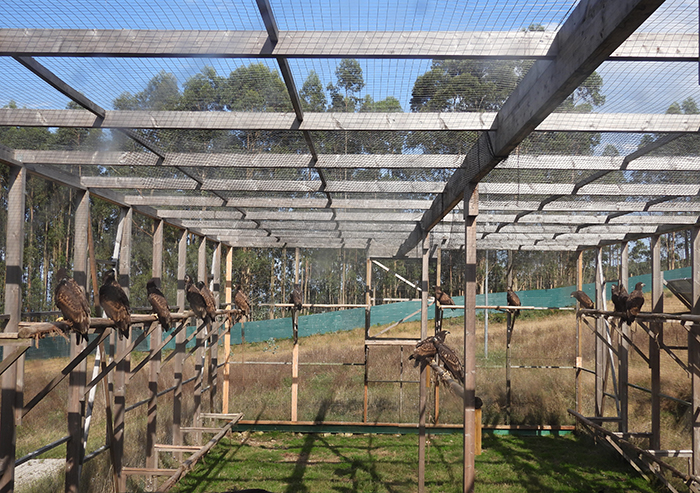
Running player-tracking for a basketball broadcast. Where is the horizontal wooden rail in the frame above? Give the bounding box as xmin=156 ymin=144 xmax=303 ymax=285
xmin=15 ymin=435 xmax=69 ymax=467
xmin=579 ymin=308 xmax=700 ymax=324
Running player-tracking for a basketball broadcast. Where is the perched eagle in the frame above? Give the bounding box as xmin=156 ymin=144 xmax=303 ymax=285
xmin=625 ymin=282 xmax=645 ymax=325
xmin=434 ymin=285 xmax=455 ymax=306
xmin=196 ymin=280 xmax=218 ymax=324
xmin=611 ymin=283 xmax=628 ymax=313
xmin=507 ymin=287 xmax=521 ymax=320
xmin=408 ymin=330 xmax=449 ymax=367
xmin=146 ymin=278 xmax=171 ymax=331
xmin=290 ymin=283 xmax=303 ymax=311
xmin=99 ymin=269 xmax=131 ymax=339
xmin=435 ymin=339 xmax=464 ymax=386
xmin=185 ymin=275 xmax=211 ymax=325
xmin=570 ymin=290 xmax=594 ymax=310
xmin=54 ymin=268 xmax=91 ymax=344
xmin=234 ymin=285 xmax=251 ymax=322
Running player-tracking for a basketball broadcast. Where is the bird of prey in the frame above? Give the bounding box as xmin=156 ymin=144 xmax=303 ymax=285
xmin=625 ymin=282 xmax=645 ymax=325
xmin=434 ymin=285 xmax=455 ymax=306
xmin=507 ymin=287 xmax=521 ymax=320
xmin=290 ymin=283 xmax=303 ymax=311
xmin=435 ymin=339 xmax=464 ymax=385
xmin=54 ymin=268 xmax=91 ymax=344
xmin=408 ymin=330 xmax=449 ymax=367
xmin=99 ymin=269 xmax=131 ymax=339
xmin=234 ymin=285 xmax=251 ymax=322
xmin=570 ymin=290 xmax=594 ymax=310
xmin=185 ymin=275 xmax=211 ymax=325
xmin=147 ymin=278 xmax=171 ymax=331
xmin=196 ymin=280 xmax=218 ymax=324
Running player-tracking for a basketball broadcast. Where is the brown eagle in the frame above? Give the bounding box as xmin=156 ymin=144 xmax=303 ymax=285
xmin=625 ymin=282 xmax=645 ymax=325
xmin=507 ymin=287 xmax=521 ymax=320
xmin=570 ymin=290 xmax=594 ymax=309
xmin=409 ymin=330 xmax=448 ymax=367
xmin=99 ymin=269 xmax=131 ymax=339
xmin=435 ymin=339 xmax=464 ymax=386
xmin=185 ymin=275 xmax=211 ymax=325
xmin=434 ymin=285 xmax=454 ymax=306
xmin=234 ymin=285 xmax=251 ymax=322
xmin=147 ymin=278 xmax=171 ymax=331
xmin=54 ymin=268 xmax=91 ymax=344
xmin=196 ymin=280 xmax=218 ymax=324
xmin=611 ymin=282 xmax=630 ymax=326
xmin=290 ymin=283 xmax=303 ymax=311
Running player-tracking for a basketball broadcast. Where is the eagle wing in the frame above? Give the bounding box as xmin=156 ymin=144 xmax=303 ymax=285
xmin=55 ymin=277 xmax=91 ymax=343
xmin=186 ymin=284 xmax=210 ymax=324
xmin=571 ymin=290 xmax=594 ymax=309
xmin=235 ymin=289 xmax=251 ymax=319
xmin=99 ymin=283 xmax=131 ymax=339
xmin=148 ymin=288 xmax=171 ymax=330
xmin=435 ymin=340 xmax=464 ymax=385
xmin=290 ymin=287 xmax=303 ymax=311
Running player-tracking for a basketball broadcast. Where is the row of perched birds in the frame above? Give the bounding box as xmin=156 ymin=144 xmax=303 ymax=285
xmin=435 ymin=285 xmax=522 ymax=319
xmin=571 ymin=281 xmax=645 ymax=325
xmin=54 ymin=268 xmax=251 ymax=344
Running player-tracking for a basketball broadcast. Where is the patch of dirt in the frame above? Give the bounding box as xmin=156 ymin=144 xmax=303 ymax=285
xmin=15 ymin=458 xmax=63 ymax=491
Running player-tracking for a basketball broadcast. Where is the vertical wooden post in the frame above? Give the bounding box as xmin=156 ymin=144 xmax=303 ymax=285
xmin=463 ymin=184 xmax=478 ymax=493
xmin=364 ymin=253 xmax=371 ymax=423
xmin=113 ymin=207 xmax=132 ymax=492
xmin=575 ymin=250 xmax=583 ymax=415
xmin=650 ymin=235 xmax=662 ymax=450
xmin=418 ymin=233 xmax=430 ymax=493
xmin=66 ymin=190 xmax=89 ymax=493
xmin=505 ymin=250 xmax=513 ymax=422
xmin=0 ymin=165 xmax=25 ymax=493
xmin=194 ymin=237 xmax=206 ymax=444
xmin=619 ymin=242 xmax=629 ymax=434
xmin=223 ymin=246 xmax=232 ymax=414
xmin=146 ymin=219 xmax=164 ymax=480
xmin=434 ymin=246 xmax=441 ymax=424
xmin=595 ymin=247 xmax=605 ymax=417
xmin=291 ymin=248 xmax=300 ymax=422
xmin=210 ymin=242 xmax=221 ymax=412
xmin=173 ymin=229 xmax=188 ymax=460
xmin=690 ymin=226 xmax=700 ymax=475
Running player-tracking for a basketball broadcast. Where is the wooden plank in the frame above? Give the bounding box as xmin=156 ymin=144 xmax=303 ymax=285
xmin=0 ymin=29 xmax=695 ymax=60
xmin=123 ymin=468 xmax=179 ymax=476
xmin=154 ymin=445 xmax=201 ymax=452
xmin=3 ymin=107 xmax=700 ymax=133
xmin=0 ymin=346 xmax=29 ymax=377
xmin=463 ymin=185 xmax=478 ymax=493
xmin=397 ymin=0 xmax=665 ymax=257
xmin=650 ymin=235 xmax=662 ymax=450
xmin=692 ymin=225 xmax=700 ymax=476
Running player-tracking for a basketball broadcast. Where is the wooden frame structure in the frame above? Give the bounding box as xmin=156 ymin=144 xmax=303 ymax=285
xmin=3 ymin=0 xmax=700 ymax=492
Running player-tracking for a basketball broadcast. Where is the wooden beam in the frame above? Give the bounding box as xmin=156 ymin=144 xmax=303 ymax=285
xmin=692 ymin=226 xmax=700 ymax=476
xmin=0 ymin=29 xmax=693 ymax=60
xmin=3 ymin=108 xmax=700 ymax=133
xmin=397 ymin=0 xmax=665 ymax=257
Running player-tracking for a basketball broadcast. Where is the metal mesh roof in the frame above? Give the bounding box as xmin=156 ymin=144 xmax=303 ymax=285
xmin=0 ymin=0 xmax=697 ymax=257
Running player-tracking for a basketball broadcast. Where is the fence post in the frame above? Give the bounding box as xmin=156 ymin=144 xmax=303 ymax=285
xmin=173 ymin=229 xmax=188 ymax=461
xmin=0 ymin=165 xmax=25 ymax=493
xmin=690 ymin=226 xmax=700 ymax=475
xmin=113 ymin=206 xmax=132 ymax=492
xmin=650 ymin=235 xmax=662 ymax=450
xmin=619 ymin=242 xmax=629 ymax=434
xmin=210 ymin=242 xmax=221 ymax=412
xmin=418 ymin=233 xmax=430 ymax=493
xmin=223 ymin=246 xmax=232 ymax=414
xmin=291 ymin=248 xmax=300 ymax=422
xmin=66 ymin=189 xmax=89 ymax=493
xmin=146 ymin=219 xmax=164 ymax=486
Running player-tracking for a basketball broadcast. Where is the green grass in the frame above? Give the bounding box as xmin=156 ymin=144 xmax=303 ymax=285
xmin=171 ymin=431 xmax=662 ymax=493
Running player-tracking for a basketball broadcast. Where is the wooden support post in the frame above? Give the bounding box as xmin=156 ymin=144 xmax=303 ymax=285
xmin=364 ymin=254 xmax=371 ymax=423
xmin=210 ymin=243 xmax=221 ymax=413
xmin=173 ymin=229 xmax=188 ymax=460
xmin=650 ymin=235 xmax=662 ymax=450
xmin=691 ymin=226 xmax=700 ymax=475
xmin=194 ymin=238 xmax=206 ymax=445
xmin=418 ymin=233 xmax=430 ymax=493
xmin=291 ymin=248 xmax=300 ymax=422
xmin=575 ymin=251 xmax=583 ymax=415
xmin=66 ymin=190 xmax=89 ymax=493
xmin=223 ymin=246 xmax=232 ymax=414
xmin=619 ymin=242 xmax=629 ymax=434
xmin=146 ymin=220 xmax=164 ymax=484
xmin=595 ymin=247 xmax=605 ymax=417
xmin=506 ymin=249 xmax=513 ymax=423
xmin=434 ymin=245 xmax=441 ymax=423
xmin=463 ymin=184 xmax=478 ymax=493
xmin=113 ymin=207 xmax=132 ymax=492
xmin=0 ymin=165 xmax=25 ymax=493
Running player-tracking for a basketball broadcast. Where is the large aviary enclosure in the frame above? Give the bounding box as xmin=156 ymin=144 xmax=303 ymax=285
xmin=3 ymin=0 xmax=700 ymax=492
